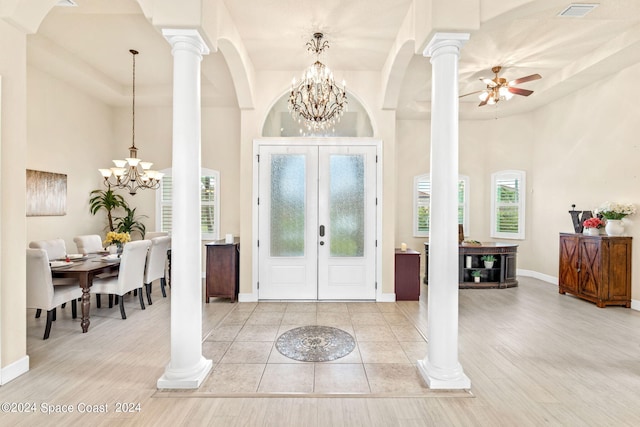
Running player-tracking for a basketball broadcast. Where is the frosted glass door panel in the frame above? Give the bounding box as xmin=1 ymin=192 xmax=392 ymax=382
xmin=329 ymin=155 xmax=365 ymax=257
xmin=270 ymin=155 xmax=306 ymax=257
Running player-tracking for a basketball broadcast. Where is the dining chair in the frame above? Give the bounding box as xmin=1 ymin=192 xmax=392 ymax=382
xmin=143 ymin=236 xmax=171 ymax=305
xmin=73 ymin=234 xmax=104 ymax=255
xmin=90 ymin=240 xmax=151 ymax=319
xmin=29 ymin=238 xmax=67 ymax=261
xmin=27 ymin=249 xmax=83 ymax=340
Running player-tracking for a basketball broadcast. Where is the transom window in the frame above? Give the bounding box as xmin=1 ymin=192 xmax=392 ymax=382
xmin=156 ymin=168 xmax=220 ymax=240
xmin=413 ymin=174 xmax=469 ymax=237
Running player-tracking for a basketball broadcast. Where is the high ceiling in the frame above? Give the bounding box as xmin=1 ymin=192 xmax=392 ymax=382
xmin=26 ymin=0 xmax=640 ymax=120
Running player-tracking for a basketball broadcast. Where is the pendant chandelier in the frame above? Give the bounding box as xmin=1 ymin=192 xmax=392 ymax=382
xmin=99 ymin=49 xmax=163 ymax=195
xmin=288 ymin=33 xmax=347 ymax=132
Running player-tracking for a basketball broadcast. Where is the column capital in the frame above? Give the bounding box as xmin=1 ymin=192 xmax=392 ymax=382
xmin=423 ymin=32 xmax=469 ymax=58
xmin=162 ymin=28 xmax=212 ymax=56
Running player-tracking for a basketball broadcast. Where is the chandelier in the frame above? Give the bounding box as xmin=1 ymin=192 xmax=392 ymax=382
xmin=99 ymin=49 xmax=163 ymax=195
xmin=288 ymin=33 xmax=347 ymax=132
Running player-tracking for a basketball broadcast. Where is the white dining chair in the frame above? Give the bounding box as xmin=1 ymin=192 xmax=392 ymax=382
xmin=90 ymin=240 xmax=151 ymax=319
xmin=73 ymin=234 xmax=104 ymax=255
xmin=29 ymin=238 xmax=67 ymax=261
xmin=27 ymin=249 xmax=83 ymax=340
xmin=143 ymin=236 xmax=171 ymax=305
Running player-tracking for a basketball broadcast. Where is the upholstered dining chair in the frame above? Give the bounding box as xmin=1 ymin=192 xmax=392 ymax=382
xmin=29 ymin=238 xmax=67 ymax=261
xmin=27 ymin=248 xmax=83 ymax=340
xmin=143 ymin=236 xmax=171 ymax=305
xmin=90 ymin=239 xmax=151 ymax=320
xmin=73 ymin=234 xmax=104 ymax=255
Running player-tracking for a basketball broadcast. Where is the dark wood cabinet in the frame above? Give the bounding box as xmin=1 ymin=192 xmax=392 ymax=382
xmin=205 ymin=239 xmax=240 ymax=303
xmin=558 ymin=233 xmax=631 ymax=308
xmin=424 ymin=242 xmax=518 ymax=289
xmin=395 ymin=248 xmax=420 ymax=300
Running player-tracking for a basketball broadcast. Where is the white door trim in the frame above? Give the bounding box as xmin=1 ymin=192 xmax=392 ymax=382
xmin=251 ymin=137 xmax=383 ymax=301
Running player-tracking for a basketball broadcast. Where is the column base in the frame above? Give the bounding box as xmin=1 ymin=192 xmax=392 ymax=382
xmin=417 ymin=358 xmax=471 ymax=390
xmin=157 ymin=357 xmax=212 ymax=389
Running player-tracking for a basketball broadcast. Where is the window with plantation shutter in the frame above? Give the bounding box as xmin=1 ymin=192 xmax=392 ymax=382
xmin=156 ymin=168 xmax=220 ymax=240
xmin=413 ymin=174 xmax=469 ymax=237
xmin=491 ymin=170 xmax=525 ymax=239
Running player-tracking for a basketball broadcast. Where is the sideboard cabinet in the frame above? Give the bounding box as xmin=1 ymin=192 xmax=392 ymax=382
xmin=558 ymin=233 xmax=631 ymax=308
xmin=205 ymin=239 xmax=240 ymax=303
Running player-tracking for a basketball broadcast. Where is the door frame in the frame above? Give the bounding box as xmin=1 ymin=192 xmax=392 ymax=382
xmin=252 ymin=137 xmax=383 ymax=301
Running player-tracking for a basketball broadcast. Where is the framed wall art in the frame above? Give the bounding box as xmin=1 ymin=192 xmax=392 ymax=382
xmin=26 ymin=169 xmax=67 ymax=216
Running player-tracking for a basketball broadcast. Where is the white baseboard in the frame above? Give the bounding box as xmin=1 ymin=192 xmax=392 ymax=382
xmin=238 ymin=292 xmax=258 ymax=302
xmin=517 ymin=269 xmax=558 ymax=285
xmin=0 ymin=355 xmax=29 ymax=385
xmin=377 ymin=293 xmax=396 ymax=302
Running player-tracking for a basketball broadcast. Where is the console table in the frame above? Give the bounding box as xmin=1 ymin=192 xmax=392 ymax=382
xmin=205 ymin=239 xmax=240 ymax=302
xmin=423 ymin=242 xmax=518 ymax=289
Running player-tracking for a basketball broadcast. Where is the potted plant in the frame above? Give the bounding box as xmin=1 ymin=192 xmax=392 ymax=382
xmin=481 ymin=255 xmax=496 ymax=269
xmin=582 ymin=217 xmax=604 ymax=236
xmin=114 ymin=206 xmax=147 ymax=240
xmin=89 ymin=188 xmax=126 ymax=232
xmin=471 ymin=270 xmax=482 ymax=283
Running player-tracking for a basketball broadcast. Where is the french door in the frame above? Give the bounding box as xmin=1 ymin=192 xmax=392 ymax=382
xmin=258 ymin=144 xmax=377 ymax=300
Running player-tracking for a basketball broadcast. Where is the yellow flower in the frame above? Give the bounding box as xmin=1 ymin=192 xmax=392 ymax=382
xmin=104 ymin=231 xmax=131 ymax=246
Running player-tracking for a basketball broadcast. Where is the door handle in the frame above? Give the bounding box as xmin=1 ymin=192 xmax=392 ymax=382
xmin=319 ymin=225 xmax=325 ymax=237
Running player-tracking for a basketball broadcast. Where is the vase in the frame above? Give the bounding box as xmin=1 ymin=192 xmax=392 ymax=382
xmin=585 ymin=227 xmax=600 ymax=236
xmin=108 ymin=245 xmax=118 ymax=255
xmin=484 ymin=261 xmax=494 ymax=269
xmin=474 ymin=276 xmax=481 ymax=283
xmin=605 ymin=220 xmax=625 ymax=236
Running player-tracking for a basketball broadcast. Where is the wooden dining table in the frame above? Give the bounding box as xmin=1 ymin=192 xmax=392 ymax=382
xmin=51 ymin=254 xmax=120 ymax=333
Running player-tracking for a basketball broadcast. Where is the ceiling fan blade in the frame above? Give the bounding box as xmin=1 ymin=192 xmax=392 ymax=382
xmin=478 ymin=97 xmax=490 ymax=107
xmin=459 ymin=90 xmax=484 ymax=98
xmin=509 ymin=73 xmax=541 ymax=85
xmin=508 ymin=87 xmax=534 ymax=96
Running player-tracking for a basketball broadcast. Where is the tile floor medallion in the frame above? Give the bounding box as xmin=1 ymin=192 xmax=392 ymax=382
xmin=275 ymin=325 xmax=356 ymax=362
xmin=157 ymin=301 xmax=473 ymax=398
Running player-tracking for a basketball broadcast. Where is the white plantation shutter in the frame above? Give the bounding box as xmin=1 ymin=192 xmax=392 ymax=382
xmin=157 ymin=168 xmax=220 ymax=240
xmin=491 ymin=170 xmax=525 ymax=239
xmin=413 ymin=174 xmax=469 ymax=237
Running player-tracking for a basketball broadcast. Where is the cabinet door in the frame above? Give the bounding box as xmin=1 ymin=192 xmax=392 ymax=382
xmin=577 ymin=238 xmax=601 ymax=299
xmin=604 ymin=239 xmax=631 ymax=302
xmin=559 ymin=236 xmax=579 ymax=293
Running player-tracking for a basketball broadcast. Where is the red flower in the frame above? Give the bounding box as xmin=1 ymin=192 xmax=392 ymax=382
xmin=583 ymin=217 xmax=604 ymax=229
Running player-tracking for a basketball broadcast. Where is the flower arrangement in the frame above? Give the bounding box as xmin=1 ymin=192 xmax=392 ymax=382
xmin=594 ymin=202 xmax=637 ymax=220
xmin=583 ymin=217 xmax=604 ymax=229
xmin=104 ymin=231 xmax=131 ymax=247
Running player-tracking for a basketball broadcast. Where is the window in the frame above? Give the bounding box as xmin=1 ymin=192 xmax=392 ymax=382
xmin=491 ymin=170 xmax=525 ymax=239
xmin=156 ymin=168 xmax=220 ymax=240
xmin=413 ymin=174 xmax=469 ymax=237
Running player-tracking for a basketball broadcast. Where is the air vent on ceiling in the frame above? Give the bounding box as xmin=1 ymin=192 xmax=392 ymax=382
xmin=558 ymin=3 xmax=599 ymax=17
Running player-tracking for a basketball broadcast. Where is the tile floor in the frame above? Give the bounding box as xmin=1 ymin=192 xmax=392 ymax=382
xmin=199 ymin=301 xmax=438 ymax=396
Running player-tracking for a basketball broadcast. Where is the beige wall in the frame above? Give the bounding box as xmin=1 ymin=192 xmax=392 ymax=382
xmin=1 ymin=19 xmax=28 ymax=374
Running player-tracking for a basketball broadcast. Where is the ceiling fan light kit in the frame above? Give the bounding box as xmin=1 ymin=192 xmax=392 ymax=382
xmin=461 ymin=65 xmax=542 ymax=107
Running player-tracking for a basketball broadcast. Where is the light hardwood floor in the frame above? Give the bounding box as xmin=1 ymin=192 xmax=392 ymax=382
xmin=2 ymin=277 xmax=640 ymax=426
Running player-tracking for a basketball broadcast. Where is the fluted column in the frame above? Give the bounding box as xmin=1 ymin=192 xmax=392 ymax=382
xmin=417 ymin=32 xmax=471 ymax=390
xmin=157 ymin=29 xmax=211 ymax=389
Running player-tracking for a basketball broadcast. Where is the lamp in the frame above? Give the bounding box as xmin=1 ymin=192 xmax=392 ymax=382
xmin=288 ymin=33 xmax=347 ymax=132
xmin=99 ymin=49 xmax=163 ymax=195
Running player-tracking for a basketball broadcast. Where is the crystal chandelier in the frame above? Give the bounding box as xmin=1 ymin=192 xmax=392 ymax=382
xmin=288 ymin=33 xmax=347 ymax=132
xmin=99 ymin=49 xmax=163 ymax=195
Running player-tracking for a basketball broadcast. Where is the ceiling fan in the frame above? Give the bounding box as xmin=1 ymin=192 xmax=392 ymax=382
xmin=460 ymin=66 xmax=542 ymax=107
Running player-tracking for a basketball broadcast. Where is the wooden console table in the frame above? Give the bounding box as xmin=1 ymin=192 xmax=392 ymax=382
xmin=423 ymin=242 xmax=518 ymax=289
xmin=558 ymin=233 xmax=631 ymax=308
xmin=205 ymin=239 xmax=240 ymax=302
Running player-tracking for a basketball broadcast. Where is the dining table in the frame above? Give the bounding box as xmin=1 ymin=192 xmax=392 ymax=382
xmin=51 ymin=253 xmax=120 ymax=333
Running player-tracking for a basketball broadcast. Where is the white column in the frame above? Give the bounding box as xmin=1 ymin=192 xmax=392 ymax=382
xmin=417 ymin=32 xmax=471 ymax=390
xmin=157 ymin=29 xmax=211 ymax=389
